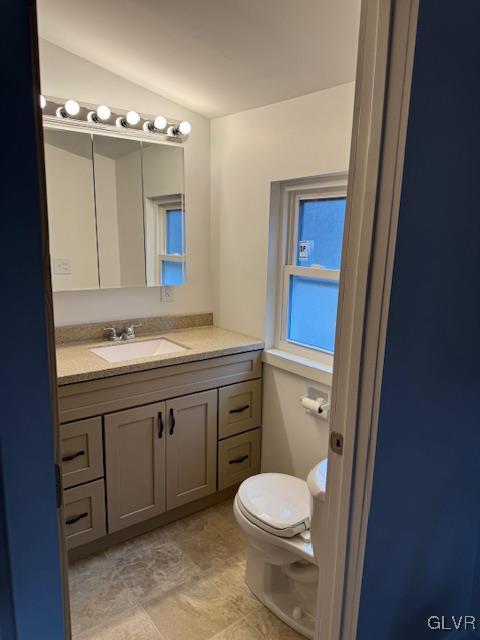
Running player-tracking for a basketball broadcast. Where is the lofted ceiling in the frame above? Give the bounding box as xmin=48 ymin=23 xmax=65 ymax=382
xmin=37 ymin=0 xmax=361 ymax=119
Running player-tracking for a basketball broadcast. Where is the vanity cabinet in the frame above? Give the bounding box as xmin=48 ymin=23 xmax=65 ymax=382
xmin=59 ymin=350 xmax=263 ymax=553
xmin=104 ymin=402 xmax=166 ymax=533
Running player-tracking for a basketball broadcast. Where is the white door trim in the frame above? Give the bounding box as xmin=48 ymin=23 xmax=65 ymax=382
xmin=314 ymin=1 xmax=419 ymax=639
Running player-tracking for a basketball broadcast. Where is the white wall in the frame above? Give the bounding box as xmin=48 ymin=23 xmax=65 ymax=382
xmin=115 ymin=148 xmax=145 ymax=287
xmin=39 ymin=39 xmax=212 ymax=325
xmin=211 ymin=84 xmax=355 ymax=478
xmin=94 ymin=154 xmax=121 ymax=287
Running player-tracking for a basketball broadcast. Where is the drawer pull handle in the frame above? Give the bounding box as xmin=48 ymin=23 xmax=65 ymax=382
xmin=65 ymin=512 xmax=88 ymax=526
xmin=62 ymin=450 xmax=85 ymax=462
xmin=229 ymin=404 xmax=250 ymax=414
xmin=158 ymin=411 xmax=164 ymax=439
xmin=169 ymin=408 xmax=176 ymax=435
xmin=229 ymin=455 xmax=249 ymax=464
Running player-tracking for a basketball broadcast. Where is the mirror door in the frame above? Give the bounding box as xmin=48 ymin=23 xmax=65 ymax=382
xmin=43 ymin=128 xmax=186 ymax=292
xmin=44 ymin=129 xmax=99 ymax=292
xmin=92 ymin=136 xmax=146 ymax=288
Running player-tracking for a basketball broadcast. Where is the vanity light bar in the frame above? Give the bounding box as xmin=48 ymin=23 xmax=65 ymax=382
xmin=41 ymin=96 xmax=191 ymax=139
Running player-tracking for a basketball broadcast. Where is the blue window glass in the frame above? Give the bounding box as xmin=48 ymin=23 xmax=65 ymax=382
xmin=162 ymin=260 xmax=185 ymax=286
xmin=296 ymin=198 xmax=346 ymax=269
xmin=287 ymin=276 xmax=339 ymax=352
xmin=166 ymin=209 xmax=184 ymax=255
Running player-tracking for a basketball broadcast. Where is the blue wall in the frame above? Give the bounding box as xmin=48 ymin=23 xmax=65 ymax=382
xmin=0 ymin=2 xmax=65 ymax=638
xmin=357 ymin=1 xmax=480 ymax=638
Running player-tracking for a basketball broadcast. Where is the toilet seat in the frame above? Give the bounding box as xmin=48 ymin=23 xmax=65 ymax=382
xmin=237 ymin=473 xmax=311 ymax=538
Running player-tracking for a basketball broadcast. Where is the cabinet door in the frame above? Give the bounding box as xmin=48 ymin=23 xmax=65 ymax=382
xmin=166 ymin=390 xmax=217 ymax=510
xmin=105 ymin=402 xmax=166 ymax=533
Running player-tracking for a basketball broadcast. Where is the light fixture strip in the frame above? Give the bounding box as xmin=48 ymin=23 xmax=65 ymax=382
xmin=42 ymin=96 xmax=191 ymax=140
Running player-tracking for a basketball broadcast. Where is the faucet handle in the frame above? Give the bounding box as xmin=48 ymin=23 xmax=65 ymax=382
xmin=123 ymin=323 xmax=141 ymax=339
xmin=103 ymin=327 xmax=120 ymax=341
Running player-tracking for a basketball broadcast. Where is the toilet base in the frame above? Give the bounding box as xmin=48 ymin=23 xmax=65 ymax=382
xmin=245 ymin=545 xmax=318 ymax=639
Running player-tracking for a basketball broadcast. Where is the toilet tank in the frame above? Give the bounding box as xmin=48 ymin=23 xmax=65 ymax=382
xmin=307 ymin=458 xmax=328 ymax=560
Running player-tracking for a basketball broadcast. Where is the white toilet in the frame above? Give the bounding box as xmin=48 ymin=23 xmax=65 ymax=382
xmin=233 ymin=459 xmax=328 ymax=638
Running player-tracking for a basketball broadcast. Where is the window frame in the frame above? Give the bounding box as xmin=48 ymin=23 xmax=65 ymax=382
xmin=144 ymin=193 xmax=185 ymax=286
xmin=274 ymin=174 xmax=348 ymax=365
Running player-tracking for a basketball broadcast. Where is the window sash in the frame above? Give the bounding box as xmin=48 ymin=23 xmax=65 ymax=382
xmin=274 ymin=175 xmax=347 ymax=363
xmin=280 ymin=266 xmax=340 ymax=356
xmin=155 ymin=198 xmax=185 ymax=285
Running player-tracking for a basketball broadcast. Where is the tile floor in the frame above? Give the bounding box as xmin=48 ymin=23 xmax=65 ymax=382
xmin=69 ymin=499 xmax=302 ymax=640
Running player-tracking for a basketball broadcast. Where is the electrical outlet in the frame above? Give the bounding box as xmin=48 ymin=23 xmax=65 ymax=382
xmin=160 ymin=286 xmax=175 ymax=303
xmin=53 ymin=258 xmax=71 ymax=275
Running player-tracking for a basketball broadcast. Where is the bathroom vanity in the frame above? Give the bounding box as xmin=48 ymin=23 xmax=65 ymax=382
xmin=43 ymin=103 xmax=264 ymax=559
xmin=56 ymin=319 xmax=264 ymax=557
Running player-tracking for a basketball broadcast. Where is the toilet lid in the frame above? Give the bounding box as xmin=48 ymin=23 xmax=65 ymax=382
xmin=237 ymin=473 xmax=311 ymax=538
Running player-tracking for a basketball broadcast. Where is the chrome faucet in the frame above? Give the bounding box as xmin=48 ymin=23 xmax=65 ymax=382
xmin=103 ymin=324 xmax=141 ymax=342
xmin=120 ymin=324 xmax=140 ymax=341
xmin=103 ymin=327 xmax=121 ymax=342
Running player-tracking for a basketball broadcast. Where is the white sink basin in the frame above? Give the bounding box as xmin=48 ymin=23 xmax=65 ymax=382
xmin=90 ymin=338 xmax=187 ymax=363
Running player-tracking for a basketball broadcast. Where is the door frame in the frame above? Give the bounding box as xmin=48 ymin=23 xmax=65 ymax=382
xmin=0 ymin=1 xmax=70 ymax=638
xmin=315 ymin=1 xmax=420 ymax=638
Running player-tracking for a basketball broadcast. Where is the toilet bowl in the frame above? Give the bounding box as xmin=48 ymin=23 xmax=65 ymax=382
xmin=234 ymin=459 xmax=328 ymax=639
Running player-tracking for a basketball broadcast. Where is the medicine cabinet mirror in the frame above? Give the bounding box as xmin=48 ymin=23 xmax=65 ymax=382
xmin=43 ymin=128 xmax=186 ymax=292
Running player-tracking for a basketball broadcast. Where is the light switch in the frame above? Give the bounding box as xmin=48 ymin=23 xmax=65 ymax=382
xmin=53 ymin=258 xmax=71 ymax=275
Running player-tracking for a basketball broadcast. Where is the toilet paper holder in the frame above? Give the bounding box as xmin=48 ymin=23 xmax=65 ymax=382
xmin=300 ymin=388 xmax=330 ymax=420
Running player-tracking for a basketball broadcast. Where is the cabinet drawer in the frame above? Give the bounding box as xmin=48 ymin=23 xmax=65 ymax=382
xmin=218 ymin=380 xmax=262 ymax=439
xmin=64 ymin=479 xmax=106 ymax=550
xmin=60 ymin=417 xmax=104 ymax=489
xmin=218 ymin=429 xmax=261 ymax=490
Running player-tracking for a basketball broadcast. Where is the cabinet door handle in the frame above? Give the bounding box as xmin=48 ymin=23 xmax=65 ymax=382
xmin=65 ymin=512 xmax=88 ymax=526
xmin=229 ymin=455 xmax=249 ymax=464
xmin=169 ymin=408 xmax=176 ymax=435
xmin=62 ymin=450 xmax=85 ymax=462
xmin=229 ymin=404 xmax=250 ymax=414
xmin=158 ymin=411 xmax=164 ymax=439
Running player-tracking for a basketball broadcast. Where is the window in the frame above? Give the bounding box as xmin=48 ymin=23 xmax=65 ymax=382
xmin=144 ymin=194 xmax=186 ymax=286
xmin=275 ymin=175 xmax=347 ymax=364
xmin=161 ymin=207 xmax=185 ymax=285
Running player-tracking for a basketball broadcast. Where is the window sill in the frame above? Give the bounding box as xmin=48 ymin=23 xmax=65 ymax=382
xmin=262 ymin=348 xmax=333 ymax=386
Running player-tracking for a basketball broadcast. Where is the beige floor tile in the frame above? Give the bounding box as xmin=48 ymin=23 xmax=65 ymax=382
xmin=75 ymin=606 xmax=164 ymax=640
xmin=69 ymin=499 xmax=304 ymax=640
xmin=69 ymin=553 xmax=136 ymax=636
xmin=176 ymin=527 xmax=247 ymax=570
xmin=207 ymin=563 xmax=264 ymax=616
xmin=210 ymin=617 xmax=264 ymax=640
xmin=107 ymin=539 xmax=202 ymax=600
xmin=170 ymin=500 xmax=248 ymax=571
xmin=143 ymin=566 xmax=258 ymax=640
xmin=242 ymin=608 xmax=304 ymax=639
xmin=104 ymin=522 xmax=175 ymax=562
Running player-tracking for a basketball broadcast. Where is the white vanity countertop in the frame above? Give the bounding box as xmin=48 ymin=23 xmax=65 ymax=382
xmin=56 ymin=325 xmax=264 ymax=385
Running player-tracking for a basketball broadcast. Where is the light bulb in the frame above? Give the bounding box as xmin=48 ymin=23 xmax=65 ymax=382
xmin=126 ymin=110 xmax=140 ymax=126
xmin=96 ymin=105 xmax=111 ymax=121
xmin=64 ymin=99 xmax=80 ymax=116
xmin=40 ymin=95 xmax=46 ymax=109
xmin=178 ymin=120 xmax=192 ymax=135
xmin=153 ymin=115 xmax=167 ymax=130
